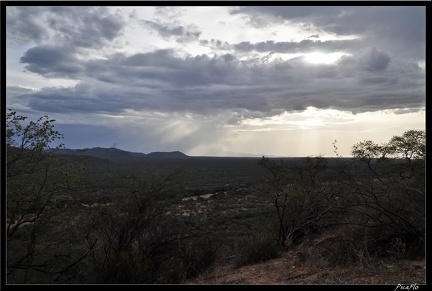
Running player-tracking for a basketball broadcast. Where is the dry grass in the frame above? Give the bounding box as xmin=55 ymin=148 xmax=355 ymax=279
xmin=182 ymin=244 xmax=425 ymax=285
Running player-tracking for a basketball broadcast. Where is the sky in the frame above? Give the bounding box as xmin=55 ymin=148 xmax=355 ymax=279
xmin=5 ymin=4 xmax=426 ymax=157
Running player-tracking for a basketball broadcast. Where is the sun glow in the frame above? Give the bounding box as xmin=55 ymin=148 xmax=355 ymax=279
xmin=303 ymin=52 xmax=349 ymax=64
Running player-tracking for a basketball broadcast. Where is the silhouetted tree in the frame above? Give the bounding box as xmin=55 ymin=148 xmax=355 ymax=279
xmin=6 ymin=109 xmax=93 ymax=283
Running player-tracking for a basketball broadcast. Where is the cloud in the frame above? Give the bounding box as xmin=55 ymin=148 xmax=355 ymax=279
xmin=142 ymin=20 xmax=201 ymax=43
xmin=200 ymin=39 xmax=231 ymax=51
xmin=11 ymin=6 xmax=424 ymax=113
xmin=233 ymin=39 xmax=362 ymax=54
xmin=231 ymin=6 xmax=425 ymax=59
xmin=6 ymin=6 xmax=126 ymax=48
xmin=6 ymin=85 xmax=37 ymax=97
xmin=15 ymin=44 xmax=425 ymax=118
xmin=8 ymin=7 xmax=425 ymax=119
xmin=6 ymin=7 xmax=51 ymax=44
xmin=20 ymin=45 xmax=82 ymax=78
xmin=230 ymin=6 xmax=338 ymax=23
xmin=357 ymin=47 xmax=391 ymax=71
xmin=137 ymin=6 xmax=202 ymax=44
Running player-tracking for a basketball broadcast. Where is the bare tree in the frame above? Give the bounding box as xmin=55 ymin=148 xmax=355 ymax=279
xmin=257 ymin=155 xmax=334 ymax=247
xmin=6 ymin=110 xmax=94 ymax=283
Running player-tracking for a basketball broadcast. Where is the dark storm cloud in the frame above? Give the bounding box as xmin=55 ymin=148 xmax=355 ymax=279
xmin=16 ymin=83 xmax=140 ymax=114
xmin=231 ymin=6 xmax=425 ymax=59
xmin=6 ymin=6 xmax=125 ymax=48
xmin=6 ymin=6 xmax=49 ymax=43
xmin=16 ymin=46 xmax=425 ymax=116
xmin=7 ymin=6 xmax=425 ymax=121
xmin=231 ymin=6 xmax=423 ymax=37
xmin=357 ymin=47 xmax=391 ymax=72
xmin=20 ymin=45 xmax=82 ymax=78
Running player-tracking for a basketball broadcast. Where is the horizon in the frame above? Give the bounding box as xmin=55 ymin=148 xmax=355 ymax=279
xmin=45 ymin=144 xmax=415 ymax=160
xmin=5 ymin=5 xmax=426 ymax=158
xmin=46 ymin=145 xmax=285 ymax=158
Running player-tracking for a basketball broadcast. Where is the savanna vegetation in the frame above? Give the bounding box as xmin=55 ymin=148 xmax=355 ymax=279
xmin=5 ymin=109 xmax=425 ymax=284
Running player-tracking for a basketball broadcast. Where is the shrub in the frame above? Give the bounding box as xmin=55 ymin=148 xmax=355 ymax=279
xmin=234 ymin=229 xmax=281 ymax=267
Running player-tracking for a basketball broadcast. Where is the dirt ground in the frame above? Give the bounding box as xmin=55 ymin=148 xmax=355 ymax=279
xmin=183 ymin=247 xmax=426 ymax=285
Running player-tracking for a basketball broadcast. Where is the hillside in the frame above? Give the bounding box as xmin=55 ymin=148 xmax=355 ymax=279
xmin=45 ymin=147 xmax=188 ymax=160
xmin=146 ymin=151 xmax=189 ymax=159
xmin=183 ymin=245 xmax=425 ymax=285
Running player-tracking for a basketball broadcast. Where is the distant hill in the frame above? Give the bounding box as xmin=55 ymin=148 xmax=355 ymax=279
xmin=146 ymin=151 xmax=189 ymax=159
xmin=45 ymin=147 xmax=188 ymax=160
